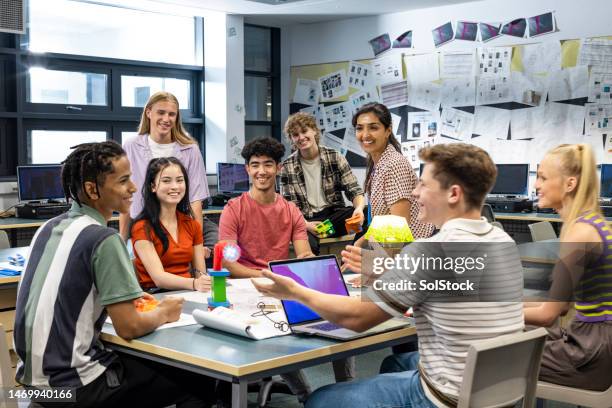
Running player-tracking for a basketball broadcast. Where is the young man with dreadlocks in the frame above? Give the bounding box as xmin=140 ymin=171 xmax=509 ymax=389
xmin=14 ymin=141 xmax=219 ymax=407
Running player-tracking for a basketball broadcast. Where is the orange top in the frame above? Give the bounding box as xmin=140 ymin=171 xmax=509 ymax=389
xmin=131 ymin=212 xmax=203 ymax=289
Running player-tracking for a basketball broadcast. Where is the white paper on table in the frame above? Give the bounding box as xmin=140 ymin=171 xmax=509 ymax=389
xmin=373 ymin=53 xmax=404 ymax=86
xmin=318 ymin=69 xmax=349 ymax=102
xmin=349 ymin=89 xmax=379 ymax=114
xmin=477 ymin=47 xmax=512 ymax=77
xmin=476 ymin=75 xmax=512 ymax=105
xmin=547 ymin=66 xmax=588 ymax=102
xmin=585 ymin=103 xmax=612 ymax=135
xmin=440 ymin=108 xmax=474 ymax=141
xmin=520 ymin=41 xmax=561 ymax=75
xmin=406 ymin=111 xmax=439 ymax=140
xmin=343 ymin=126 xmax=366 ymax=157
xmin=391 ymin=112 xmax=402 ymax=136
xmin=380 ymin=81 xmax=409 ymax=108
xmin=588 ymin=69 xmax=612 ymax=103
xmin=300 ymin=104 xmax=327 ymax=131
xmin=105 ymin=313 xmax=197 ymax=330
xmin=407 ymin=82 xmax=441 ymax=112
xmin=324 ymin=102 xmax=351 ymax=132
xmin=440 ymin=77 xmax=476 ymax=107
xmin=440 ymin=50 xmax=475 ymax=78
xmin=348 ymin=61 xmax=374 ymax=90
xmin=511 ymin=72 xmax=549 ymax=107
xmin=193 ymin=307 xmax=289 ymax=340
xmin=579 ymin=38 xmax=612 ymax=71
xmin=404 ymin=53 xmax=439 ymax=84
xmin=473 ymin=106 xmax=510 ymax=140
xmin=321 ymin=132 xmax=347 ymax=155
xmin=293 ymin=78 xmax=319 ymax=105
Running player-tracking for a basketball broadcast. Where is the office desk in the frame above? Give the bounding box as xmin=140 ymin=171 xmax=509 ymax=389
xmin=101 ymin=300 xmax=415 ymax=408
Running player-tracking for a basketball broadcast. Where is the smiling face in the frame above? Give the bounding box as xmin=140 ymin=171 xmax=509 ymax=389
xmin=290 ymin=127 xmax=318 ymax=154
xmin=86 ymin=155 xmax=137 ymax=219
xmin=151 ymin=164 xmax=186 ymax=207
xmin=146 ymin=100 xmax=178 ymax=140
xmin=355 ymin=112 xmax=391 ymax=157
xmin=535 ymin=155 xmax=566 ymax=210
xmin=412 ymin=163 xmax=451 ymax=227
xmin=246 ymin=155 xmax=280 ymax=193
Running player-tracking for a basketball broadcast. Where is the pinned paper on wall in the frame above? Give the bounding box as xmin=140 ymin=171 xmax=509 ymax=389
xmin=407 ymin=82 xmax=441 ymax=112
xmin=348 ymin=61 xmax=373 ymax=90
xmin=477 ymin=47 xmax=511 ymax=77
xmin=406 ymin=111 xmax=439 ymax=142
xmin=321 ymin=132 xmax=347 ymax=155
xmin=479 ymin=23 xmax=502 ymax=42
xmin=501 ymin=18 xmax=526 ymax=38
xmin=369 ymin=33 xmax=392 ymax=56
xmin=300 ymin=104 xmax=327 ymax=131
xmin=393 ymin=31 xmax=413 ymax=48
xmin=579 ymin=38 xmax=612 ymax=71
xmin=391 ymin=112 xmax=402 ymax=136
xmin=380 ymin=82 xmax=409 ymax=108
xmin=585 ymin=103 xmax=612 ymax=135
xmin=527 ymin=12 xmax=556 ymax=37
xmin=350 ymin=89 xmax=379 ymax=113
xmin=441 ymin=78 xmax=476 ymax=107
xmin=440 ymin=108 xmax=474 ymax=141
xmin=547 ymin=66 xmax=588 ymax=102
xmin=432 ymin=22 xmax=454 ymax=47
xmin=473 ymin=106 xmax=510 ymax=140
xmin=520 ymin=40 xmax=561 ymax=75
xmin=343 ymin=126 xmax=366 ymax=157
xmin=476 ymin=75 xmax=512 ymax=105
xmin=373 ymin=54 xmax=404 ymax=85
xmin=440 ymin=50 xmax=475 ymax=78
xmin=293 ymin=78 xmax=319 ymax=105
xmin=324 ymin=102 xmax=351 ymax=132
xmin=401 ymin=138 xmax=439 ymax=168
xmin=588 ymin=69 xmax=612 ymax=103
xmin=455 ymin=21 xmax=478 ymax=41
xmin=511 ymin=72 xmax=549 ymax=107
xmin=404 ymin=53 xmax=440 ymax=84
xmin=318 ymin=69 xmax=349 ymax=102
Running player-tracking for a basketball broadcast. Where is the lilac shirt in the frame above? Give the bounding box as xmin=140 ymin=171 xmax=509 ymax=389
xmin=123 ymin=134 xmax=210 ymax=218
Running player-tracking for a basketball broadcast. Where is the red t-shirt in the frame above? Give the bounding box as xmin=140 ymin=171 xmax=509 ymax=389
xmin=218 ymin=193 xmax=308 ymax=269
xmin=131 ymin=212 xmax=203 ymax=288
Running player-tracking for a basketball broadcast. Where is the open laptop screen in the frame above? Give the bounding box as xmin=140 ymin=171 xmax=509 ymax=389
xmin=269 ymin=256 xmax=349 ymax=325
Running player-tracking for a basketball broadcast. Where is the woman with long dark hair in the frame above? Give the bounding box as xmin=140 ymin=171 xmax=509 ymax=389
xmin=132 ymin=157 xmax=211 ymax=292
xmin=352 ymin=103 xmax=434 ymax=245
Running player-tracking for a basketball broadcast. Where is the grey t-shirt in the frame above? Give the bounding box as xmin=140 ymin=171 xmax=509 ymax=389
xmin=300 ymin=156 xmax=328 ymax=214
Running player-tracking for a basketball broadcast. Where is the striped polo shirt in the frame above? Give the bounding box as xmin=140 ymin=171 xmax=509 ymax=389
xmin=574 ymin=212 xmax=612 ymax=322
xmin=367 ymin=217 xmax=524 ymax=402
xmin=14 ymin=203 xmax=143 ymax=387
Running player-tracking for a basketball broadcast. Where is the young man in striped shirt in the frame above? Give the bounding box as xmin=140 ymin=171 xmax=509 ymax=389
xmin=14 ymin=142 xmax=217 ymax=407
xmin=253 ymin=143 xmax=525 ymax=407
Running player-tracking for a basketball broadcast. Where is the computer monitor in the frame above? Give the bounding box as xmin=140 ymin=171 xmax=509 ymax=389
xmin=601 ymin=164 xmax=612 ymax=198
xmin=216 ymin=163 xmax=249 ymax=194
xmin=490 ymin=164 xmax=529 ymax=196
xmin=17 ymin=165 xmax=65 ymax=202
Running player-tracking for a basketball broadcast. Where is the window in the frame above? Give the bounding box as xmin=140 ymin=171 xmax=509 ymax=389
xmin=0 ymin=0 xmax=205 ymax=177
xmin=244 ymin=25 xmax=280 ymax=142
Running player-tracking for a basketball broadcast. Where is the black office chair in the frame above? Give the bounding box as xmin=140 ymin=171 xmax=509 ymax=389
xmin=481 ymin=204 xmax=504 ymax=230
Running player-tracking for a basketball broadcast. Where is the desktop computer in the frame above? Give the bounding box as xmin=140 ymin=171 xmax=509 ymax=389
xmin=211 ymin=163 xmax=250 ymax=206
xmin=15 ymin=165 xmax=70 ymax=219
xmin=600 ymin=164 xmax=612 ymax=217
xmin=486 ymin=164 xmax=533 ymax=213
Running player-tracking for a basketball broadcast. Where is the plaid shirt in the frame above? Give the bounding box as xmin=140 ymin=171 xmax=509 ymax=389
xmin=280 ymin=145 xmax=364 ymax=219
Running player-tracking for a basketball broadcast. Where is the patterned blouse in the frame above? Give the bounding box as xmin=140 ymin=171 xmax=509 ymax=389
xmin=369 ymin=144 xmax=435 ymax=239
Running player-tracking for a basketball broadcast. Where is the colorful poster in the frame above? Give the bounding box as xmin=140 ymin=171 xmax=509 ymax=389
xmin=432 ymin=22 xmax=454 ymax=47
xmin=455 ymin=21 xmax=478 ymax=41
xmin=479 ymin=23 xmax=502 ymax=42
xmin=369 ymin=33 xmax=391 ymax=56
xmin=501 ymin=18 xmax=526 ymax=38
xmin=393 ymin=31 xmax=412 ymax=48
xmin=528 ymin=12 xmax=555 ymax=37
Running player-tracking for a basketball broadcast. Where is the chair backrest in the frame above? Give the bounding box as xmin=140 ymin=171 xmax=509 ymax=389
xmin=481 ymin=204 xmax=496 ymax=223
xmin=0 ymin=231 xmax=9 ymax=250
xmin=0 ymin=324 xmax=17 ymax=408
xmin=458 ymin=327 xmax=548 ymax=408
xmin=528 ymin=221 xmax=557 ymax=242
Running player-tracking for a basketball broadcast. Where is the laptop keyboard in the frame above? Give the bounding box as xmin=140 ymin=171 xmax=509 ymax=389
xmin=308 ymin=322 xmax=342 ymax=331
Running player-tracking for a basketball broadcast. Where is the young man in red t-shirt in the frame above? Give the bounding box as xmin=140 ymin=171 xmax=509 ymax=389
xmin=219 ymin=137 xmax=314 ymax=278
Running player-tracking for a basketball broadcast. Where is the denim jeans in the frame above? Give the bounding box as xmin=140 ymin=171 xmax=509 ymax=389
xmin=305 ymin=352 xmax=437 ymax=408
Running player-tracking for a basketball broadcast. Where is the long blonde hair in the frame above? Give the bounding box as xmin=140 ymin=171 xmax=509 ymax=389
xmin=547 ymin=144 xmax=602 ymax=238
xmin=138 ymin=91 xmax=195 ymax=145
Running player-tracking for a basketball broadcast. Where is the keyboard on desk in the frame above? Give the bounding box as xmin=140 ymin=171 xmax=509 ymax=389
xmin=307 ymin=322 xmax=342 ymax=332
xmin=25 ymin=202 xmax=68 ymax=208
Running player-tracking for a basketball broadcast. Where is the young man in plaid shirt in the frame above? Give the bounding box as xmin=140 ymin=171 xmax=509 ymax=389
xmin=280 ymin=112 xmax=365 ymax=254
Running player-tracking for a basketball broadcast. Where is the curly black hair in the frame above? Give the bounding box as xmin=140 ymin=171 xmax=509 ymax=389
xmin=61 ymin=141 xmax=126 ymax=207
xmin=241 ymin=137 xmax=285 ymax=164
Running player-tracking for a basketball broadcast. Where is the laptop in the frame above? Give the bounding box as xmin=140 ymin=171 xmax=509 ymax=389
xmin=268 ymin=255 xmax=413 ymax=340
